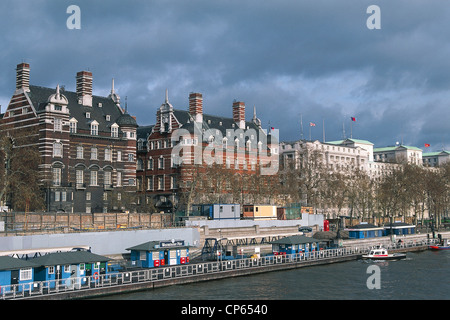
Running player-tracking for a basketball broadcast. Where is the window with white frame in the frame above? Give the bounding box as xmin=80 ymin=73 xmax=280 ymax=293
xmin=90 ymin=121 xmax=98 ymax=135
xmin=76 ymin=169 xmax=84 ymax=185
xmin=147 ymin=177 xmax=153 ymax=190
xmin=69 ymin=118 xmax=77 ymax=133
xmin=90 ymin=170 xmax=98 ymax=186
xmin=20 ymin=268 xmax=32 ymax=281
xmin=76 ymin=145 xmax=84 ymax=159
xmin=158 ymin=176 xmax=164 ymax=190
xmin=158 ymin=156 xmax=164 ymax=169
xmin=104 ymin=171 xmax=112 ymax=186
xmin=54 ymin=118 xmax=62 ymax=132
xmin=91 ymin=147 xmax=98 ymax=160
xmin=128 ymin=153 xmax=134 ymax=162
xmin=104 ymin=148 xmax=111 ymax=161
xmin=52 ymin=167 xmax=61 ymax=186
xmin=117 ymin=150 xmax=122 ymax=162
xmin=111 ymin=123 xmax=119 ymax=138
xmin=116 ymin=171 xmax=122 ymax=186
xmin=53 ymin=142 xmax=63 ymax=157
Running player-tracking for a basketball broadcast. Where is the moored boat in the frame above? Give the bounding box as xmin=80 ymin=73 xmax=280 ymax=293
xmin=428 ymin=239 xmax=450 ymax=250
xmin=362 ymin=247 xmax=407 ymax=260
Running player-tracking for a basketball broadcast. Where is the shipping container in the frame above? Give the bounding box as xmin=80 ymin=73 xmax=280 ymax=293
xmin=242 ymin=205 xmax=277 ymax=220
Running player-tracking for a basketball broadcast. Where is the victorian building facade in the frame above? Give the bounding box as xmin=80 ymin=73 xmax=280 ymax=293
xmin=136 ymin=91 xmax=278 ymax=213
xmin=0 ymin=63 xmax=138 ymax=213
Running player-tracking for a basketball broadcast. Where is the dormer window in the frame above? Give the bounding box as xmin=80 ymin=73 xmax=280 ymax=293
xmin=111 ymin=123 xmax=119 ymax=138
xmin=106 ymin=115 xmax=111 ymax=121
xmin=69 ymin=118 xmax=78 ymax=133
xmin=86 ymin=112 xmax=91 ymax=119
xmin=90 ymin=121 xmax=99 ymax=136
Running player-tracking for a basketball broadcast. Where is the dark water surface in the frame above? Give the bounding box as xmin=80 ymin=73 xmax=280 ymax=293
xmin=97 ymin=250 xmax=449 ymax=300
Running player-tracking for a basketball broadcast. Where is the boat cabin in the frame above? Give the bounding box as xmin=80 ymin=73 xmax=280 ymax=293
xmin=126 ymin=240 xmax=190 ymax=268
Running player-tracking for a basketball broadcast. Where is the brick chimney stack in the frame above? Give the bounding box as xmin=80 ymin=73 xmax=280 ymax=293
xmin=16 ymin=63 xmax=30 ymax=92
xmin=189 ymin=92 xmax=203 ymax=123
xmin=76 ymin=71 xmax=93 ymax=107
xmin=233 ymin=100 xmax=245 ymax=129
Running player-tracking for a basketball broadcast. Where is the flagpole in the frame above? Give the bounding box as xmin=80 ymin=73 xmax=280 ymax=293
xmin=323 ymin=119 xmax=325 ymax=142
xmin=300 ymin=114 xmax=304 ymax=140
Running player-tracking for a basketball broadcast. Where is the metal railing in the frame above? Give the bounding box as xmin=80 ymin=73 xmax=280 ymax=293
xmin=1 ymin=238 xmax=438 ymax=300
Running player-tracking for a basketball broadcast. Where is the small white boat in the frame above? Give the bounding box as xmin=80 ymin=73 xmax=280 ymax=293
xmin=362 ymin=247 xmax=406 ymax=260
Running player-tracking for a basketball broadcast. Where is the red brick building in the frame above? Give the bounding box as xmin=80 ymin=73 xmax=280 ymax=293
xmin=0 ymin=63 xmax=138 ymax=213
xmin=136 ymin=91 xmax=279 ymax=213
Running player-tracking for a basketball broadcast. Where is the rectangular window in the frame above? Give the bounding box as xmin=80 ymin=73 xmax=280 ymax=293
xmin=105 ymin=148 xmax=111 ymax=161
xmin=86 ymin=192 xmax=91 ymax=201
xmin=104 ymin=171 xmax=112 ymax=186
xmin=55 ymin=191 xmax=60 ymax=202
xmin=90 ymin=171 xmax=98 ymax=186
xmin=52 ymin=167 xmax=61 ymax=186
xmin=111 ymin=126 xmax=118 ymax=138
xmin=61 ymin=191 xmax=67 ymax=202
xmin=20 ymin=268 xmax=32 ymax=281
xmin=128 ymin=153 xmax=134 ymax=162
xmin=48 ymin=266 xmax=55 ymax=274
xmin=147 ymin=158 xmax=153 ymax=170
xmin=53 ymin=143 xmax=62 ymax=157
xmin=54 ymin=118 xmax=62 ymax=132
xmin=116 ymin=171 xmax=122 ymax=187
xmin=91 ymin=147 xmax=98 ymax=160
xmin=91 ymin=123 xmax=98 ymax=135
xmin=64 ymin=265 xmax=70 ymax=273
xmin=76 ymin=169 xmax=84 ymax=185
xmin=76 ymin=146 xmax=84 ymax=159
xmin=69 ymin=121 xmax=77 ymax=133
xmin=158 ymin=176 xmax=164 ymax=190
xmin=158 ymin=157 xmax=164 ymax=169
xmin=147 ymin=177 xmax=154 ymax=190
xmin=117 ymin=150 xmax=122 ymax=162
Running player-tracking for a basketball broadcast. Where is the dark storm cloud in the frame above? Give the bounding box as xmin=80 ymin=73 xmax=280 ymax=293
xmin=1 ymin=0 xmax=449 ymax=150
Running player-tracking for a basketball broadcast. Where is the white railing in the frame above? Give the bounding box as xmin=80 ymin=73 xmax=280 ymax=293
xmin=1 ymin=238 xmax=437 ymax=300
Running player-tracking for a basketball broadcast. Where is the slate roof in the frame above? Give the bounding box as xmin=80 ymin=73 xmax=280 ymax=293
xmin=29 ymin=251 xmax=110 ymax=267
xmin=168 ymin=109 xmax=268 ymax=143
xmin=269 ymin=235 xmax=320 ymax=245
xmin=0 ymin=256 xmax=38 ymax=271
xmin=27 ymin=85 xmax=137 ymax=132
xmin=126 ymin=240 xmax=190 ymax=251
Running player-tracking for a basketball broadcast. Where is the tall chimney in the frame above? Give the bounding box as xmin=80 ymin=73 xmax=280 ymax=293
xmin=16 ymin=63 xmax=30 ymax=91
xmin=189 ymin=92 xmax=203 ymax=123
xmin=233 ymin=100 xmax=245 ymax=129
xmin=76 ymin=71 xmax=93 ymax=107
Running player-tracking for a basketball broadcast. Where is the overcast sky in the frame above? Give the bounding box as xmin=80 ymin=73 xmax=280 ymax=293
xmin=1 ymin=0 xmax=449 ymax=151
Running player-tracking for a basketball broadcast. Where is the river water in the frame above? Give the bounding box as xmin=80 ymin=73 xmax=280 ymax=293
xmin=98 ymin=250 xmax=449 ymax=301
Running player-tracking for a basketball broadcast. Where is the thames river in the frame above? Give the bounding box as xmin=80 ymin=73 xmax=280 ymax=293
xmin=98 ymin=249 xmax=449 ymax=300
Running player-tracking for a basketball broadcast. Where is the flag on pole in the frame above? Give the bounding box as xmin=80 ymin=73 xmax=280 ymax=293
xmin=309 ymin=122 xmax=316 ymax=127
xmin=351 ymin=117 xmax=356 ymax=121
xmin=424 ymin=143 xmax=430 ymax=147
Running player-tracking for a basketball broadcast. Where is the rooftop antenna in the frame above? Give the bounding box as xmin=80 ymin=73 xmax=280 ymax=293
xmin=300 ymin=113 xmax=304 ymax=140
xmin=124 ymin=96 xmax=128 ymax=113
xmin=342 ymin=122 xmax=346 ymax=139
